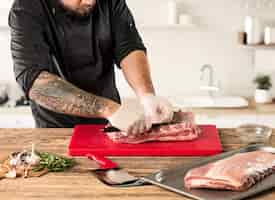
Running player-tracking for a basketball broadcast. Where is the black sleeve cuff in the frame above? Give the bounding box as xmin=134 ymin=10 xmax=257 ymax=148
xmin=115 ymin=45 xmax=147 ymax=68
xmin=16 ymin=67 xmax=48 ymax=100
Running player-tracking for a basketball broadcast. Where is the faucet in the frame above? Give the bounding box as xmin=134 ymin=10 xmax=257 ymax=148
xmin=200 ymin=64 xmax=219 ymax=97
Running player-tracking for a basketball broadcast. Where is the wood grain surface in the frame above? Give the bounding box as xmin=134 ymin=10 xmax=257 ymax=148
xmin=0 ymin=128 xmax=274 ymax=200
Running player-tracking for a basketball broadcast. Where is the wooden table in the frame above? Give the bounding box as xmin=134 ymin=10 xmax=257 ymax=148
xmin=0 ymin=129 xmax=275 ymax=200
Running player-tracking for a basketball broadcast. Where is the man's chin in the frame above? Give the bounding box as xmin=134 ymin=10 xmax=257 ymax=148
xmin=75 ymin=11 xmax=91 ymax=19
xmin=66 ymin=9 xmax=92 ymax=20
xmin=59 ymin=2 xmax=93 ymax=20
xmin=77 ymin=9 xmax=92 ymax=18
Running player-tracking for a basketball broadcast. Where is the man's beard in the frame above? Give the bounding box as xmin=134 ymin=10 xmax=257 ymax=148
xmin=59 ymin=1 xmax=95 ymax=20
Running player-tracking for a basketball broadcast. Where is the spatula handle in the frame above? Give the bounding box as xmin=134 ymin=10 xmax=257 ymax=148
xmin=87 ymin=154 xmax=118 ymax=170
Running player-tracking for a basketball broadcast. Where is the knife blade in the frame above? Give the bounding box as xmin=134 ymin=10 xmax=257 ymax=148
xmin=102 ymin=122 xmax=172 ymax=133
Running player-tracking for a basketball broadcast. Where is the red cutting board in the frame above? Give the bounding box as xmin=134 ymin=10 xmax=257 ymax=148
xmin=68 ymin=125 xmax=223 ymax=157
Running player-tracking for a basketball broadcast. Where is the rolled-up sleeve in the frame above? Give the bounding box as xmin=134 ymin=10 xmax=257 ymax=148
xmin=8 ymin=2 xmax=51 ymax=98
xmin=111 ymin=0 xmax=146 ymax=67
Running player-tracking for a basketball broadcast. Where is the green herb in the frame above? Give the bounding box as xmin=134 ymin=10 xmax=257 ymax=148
xmin=253 ymin=74 xmax=272 ymax=90
xmin=32 ymin=152 xmax=75 ymax=172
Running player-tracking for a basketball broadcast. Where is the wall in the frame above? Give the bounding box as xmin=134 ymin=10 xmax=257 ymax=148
xmin=0 ymin=1 xmax=13 ymax=81
xmin=116 ymin=0 xmax=275 ymax=98
xmin=1 ymin=1 xmax=275 ymax=98
xmin=255 ymin=50 xmax=275 ymax=95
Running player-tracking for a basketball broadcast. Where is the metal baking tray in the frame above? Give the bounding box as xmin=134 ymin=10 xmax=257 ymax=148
xmin=142 ymin=144 xmax=275 ymax=200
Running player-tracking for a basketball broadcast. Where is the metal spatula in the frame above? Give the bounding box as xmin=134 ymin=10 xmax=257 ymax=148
xmin=87 ymin=154 xmax=149 ymax=187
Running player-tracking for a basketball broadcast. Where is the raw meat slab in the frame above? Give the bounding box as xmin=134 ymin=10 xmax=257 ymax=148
xmin=142 ymin=145 xmax=275 ymax=200
xmin=184 ymin=150 xmax=275 ymax=191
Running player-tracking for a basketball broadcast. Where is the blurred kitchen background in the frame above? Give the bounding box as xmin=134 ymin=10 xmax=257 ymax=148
xmin=1 ymin=0 xmax=275 ymax=128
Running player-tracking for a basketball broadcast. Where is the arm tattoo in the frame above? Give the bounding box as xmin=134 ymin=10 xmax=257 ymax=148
xmin=29 ymin=71 xmax=119 ymax=118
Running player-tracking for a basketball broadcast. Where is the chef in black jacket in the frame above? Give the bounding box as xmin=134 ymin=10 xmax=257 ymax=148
xmin=9 ymin=0 xmax=174 ymax=135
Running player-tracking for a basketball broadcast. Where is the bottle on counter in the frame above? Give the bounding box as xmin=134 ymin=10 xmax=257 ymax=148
xmin=264 ymin=26 xmax=275 ymax=45
xmin=245 ymin=16 xmax=264 ymax=45
xmin=167 ymin=0 xmax=178 ymax=25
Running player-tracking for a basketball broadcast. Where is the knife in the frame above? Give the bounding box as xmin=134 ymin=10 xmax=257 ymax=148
xmin=102 ymin=122 xmax=172 ymax=133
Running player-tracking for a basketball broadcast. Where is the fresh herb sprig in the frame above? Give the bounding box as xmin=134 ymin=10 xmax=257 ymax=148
xmin=32 ymin=152 xmax=75 ymax=172
xmin=253 ymin=74 xmax=272 ymax=90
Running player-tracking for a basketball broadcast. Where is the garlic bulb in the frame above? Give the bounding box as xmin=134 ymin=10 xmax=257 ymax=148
xmin=5 ymin=144 xmax=41 ymax=179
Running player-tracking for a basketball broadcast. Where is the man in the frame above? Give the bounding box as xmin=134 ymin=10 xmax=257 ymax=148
xmin=9 ymin=0 xmax=174 ymax=134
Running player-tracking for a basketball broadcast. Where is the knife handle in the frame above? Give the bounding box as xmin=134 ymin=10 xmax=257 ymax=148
xmin=87 ymin=154 xmax=118 ymax=170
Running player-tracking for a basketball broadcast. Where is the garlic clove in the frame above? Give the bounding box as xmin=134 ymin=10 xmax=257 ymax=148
xmin=26 ymin=143 xmax=41 ymax=166
xmin=5 ymin=168 xmax=17 ymax=179
xmin=9 ymin=158 xmax=18 ymax=166
xmin=26 ymin=153 xmax=40 ymax=166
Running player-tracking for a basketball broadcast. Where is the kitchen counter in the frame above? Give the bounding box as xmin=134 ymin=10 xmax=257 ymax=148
xmin=121 ymin=98 xmax=275 ymax=128
xmin=191 ymin=100 xmax=275 ymax=116
xmin=0 ymin=129 xmax=275 ymax=200
xmin=122 ymin=98 xmax=275 ymax=115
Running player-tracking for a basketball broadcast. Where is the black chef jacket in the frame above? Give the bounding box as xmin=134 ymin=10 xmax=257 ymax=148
xmin=8 ymin=0 xmax=146 ymax=128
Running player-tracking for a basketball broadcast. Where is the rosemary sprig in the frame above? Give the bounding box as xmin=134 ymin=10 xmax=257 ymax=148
xmin=32 ymin=152 xmax=75 ymax=172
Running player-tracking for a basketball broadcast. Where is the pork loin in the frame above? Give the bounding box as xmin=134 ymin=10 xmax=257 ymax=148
xmin=105 ymin=111 xmax=201 ymax=144
xmin=184 ymin=151 xmax=275 ymax=191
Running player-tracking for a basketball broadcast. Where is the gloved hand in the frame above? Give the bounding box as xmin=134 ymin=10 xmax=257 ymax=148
xmin=140 ymin=94 xmax=174 ymax=124
xmin=108 ymin=103 xmax=152 ymax=136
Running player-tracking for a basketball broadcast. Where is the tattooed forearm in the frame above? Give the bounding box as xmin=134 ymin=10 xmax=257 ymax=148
xmin=29 ymin=71 xmax=119 ymax=118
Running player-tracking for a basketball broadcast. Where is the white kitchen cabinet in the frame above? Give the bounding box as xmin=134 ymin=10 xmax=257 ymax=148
xmin=0 ymin=107 xmax=35 ymax=128
xmin=0 ymin=115 xmax=35 ymax=128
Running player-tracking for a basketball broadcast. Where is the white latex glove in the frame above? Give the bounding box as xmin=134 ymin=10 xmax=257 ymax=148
xmin=108 ymin=104 xmax=152 ymax=136
xmin=140 ymin=94 xmax=174 ymax=124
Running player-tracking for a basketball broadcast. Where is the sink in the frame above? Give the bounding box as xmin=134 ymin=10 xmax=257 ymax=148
xmin=170 ymin=96 xmax=249 ymax=108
